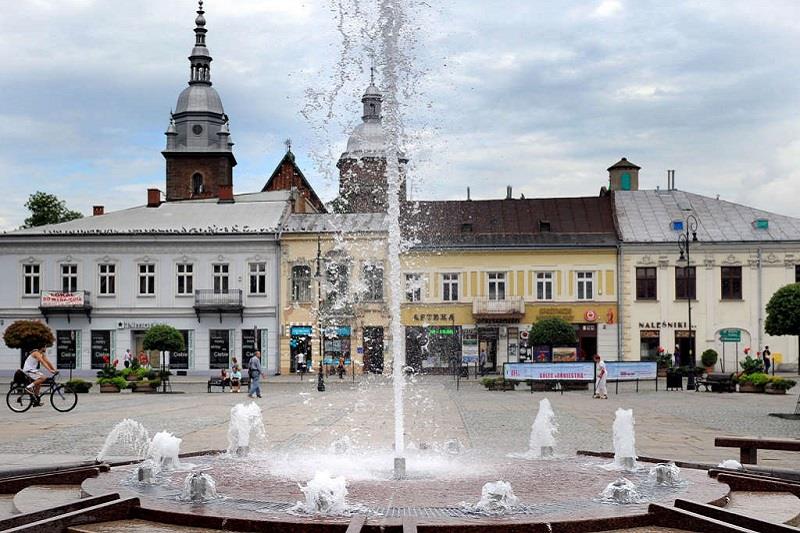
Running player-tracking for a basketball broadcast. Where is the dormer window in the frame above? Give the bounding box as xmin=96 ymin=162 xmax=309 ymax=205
xmin=753 ymin=219 xmax=769 ymax=230
xmin=671 ymin=220 xmax=684 ymax=231
xmin=192 ymin=173 xmax=204 ymax=195
xmin=539 ymin=220 xmax=551 ymax=232
xmin=461 ymin=223 xmax=473 ymax=233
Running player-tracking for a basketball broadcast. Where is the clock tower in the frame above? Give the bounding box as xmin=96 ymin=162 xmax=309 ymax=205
xmin=162 ymin=1 xmax=236 ymax=202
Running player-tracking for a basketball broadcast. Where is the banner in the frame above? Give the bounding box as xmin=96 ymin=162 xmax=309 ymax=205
xmin=606 ymin=361 xmax=657 ymax=381
xmin=41 ymin=291 xmax=84 ymax=308
xmin=209 ymin=329 xmax=230 ymax=369
xmin=504 ymin=362 xmax=595 ymax=381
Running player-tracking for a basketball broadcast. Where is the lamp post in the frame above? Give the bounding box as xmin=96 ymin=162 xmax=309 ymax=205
xmin=678 ymin=214 xmax=699 ymax=390
xmin=315 ymin=236 xmax=326 ymax=392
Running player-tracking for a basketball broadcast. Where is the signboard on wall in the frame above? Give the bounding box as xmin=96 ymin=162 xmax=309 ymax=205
xmin=209 ymin=329 xmax=230 ymax=369
xmin=56 ymin=330 xmax=79 ymax=370
xmin=552 ymin=347 xmax=578 ymax=362
xmin=170 ymin=330 xmax=191 ymax=370
xmin=90 ymin=330 xmax=112 ymax=369
xmin=504 ymin=362 xmax=595 ymax=381
xmin=41 ymin=291 xmax=84 ymax=308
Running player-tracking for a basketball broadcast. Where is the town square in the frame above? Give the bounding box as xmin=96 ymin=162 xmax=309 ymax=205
xmin=0 ymin=1 xmax=798 ymax=531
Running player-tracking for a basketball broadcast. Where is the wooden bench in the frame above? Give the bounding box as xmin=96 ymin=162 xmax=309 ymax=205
xmin=715 ymin=436 xmax=800 ymax=464
xmin=695 ymin=372 xmax=735 ymax=392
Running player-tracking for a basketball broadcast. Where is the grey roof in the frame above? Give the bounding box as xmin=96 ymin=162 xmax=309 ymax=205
xmin=615 ymin=189 xmax=800 ymax=243
xmin=282 ymin=213 xmax=388 ymax=233
xmin=175 ymin=85 xmax=224 ymax=114
xmin=6 ymin=191 xmax=291 ymax=237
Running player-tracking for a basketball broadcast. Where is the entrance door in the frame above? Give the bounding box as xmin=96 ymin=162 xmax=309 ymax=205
xmin=477 ymin=327 xmax=499 ymax=372
xmin=363 ymin=327 xmax=384 ymax=374
xmin=132 ymin=331 xmax=160 ymax=366
xmin=576 ymin=324 xmax=598 ymax=361
xmin=676 ymin=331 xmax=696 ymax=367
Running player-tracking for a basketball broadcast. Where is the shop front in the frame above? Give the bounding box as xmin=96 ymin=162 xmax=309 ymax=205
xmin=323 ymin=325 xmax=352 ymax=375
xmin=405 ymin=325 xmax=461 ymax=373
xmin=289 ymin=325 xmax=313 ymax=372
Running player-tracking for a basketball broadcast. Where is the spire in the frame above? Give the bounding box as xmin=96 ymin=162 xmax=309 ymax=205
xmin=362 ymin=71 xmax=382 ymax=123
xmin=189 ymin=0 xmax=212 ymax=86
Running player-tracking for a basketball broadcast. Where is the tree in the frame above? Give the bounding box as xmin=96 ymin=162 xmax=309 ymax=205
xmin=23 ymin=191 xmax=83 ymax=228
xmin=3 ymin=320 xmax=54 ymax=354
xmin=142 ymin=324 xmax=185 ymax=353
xmin=765 ymin=283 xmax=800 ymax=375
xmin=529 ymin=317 xmax=578 ymax=348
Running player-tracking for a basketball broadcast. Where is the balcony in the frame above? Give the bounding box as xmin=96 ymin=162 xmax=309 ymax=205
xmin=39 ymin=290 xmax=93 ymax=323
xmin=472 ymin=297 xmax=525 ymax=322
xmin=194 ymin=289 xmax=244 ymax=323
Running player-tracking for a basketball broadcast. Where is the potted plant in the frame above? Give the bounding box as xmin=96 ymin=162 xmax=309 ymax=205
xmin=738 ymin=372 xmax=769 ymax=393
xmin=765 ymin=377 xmax=797 ymax=395
xmin=656 ymin=348 xmax=672 ymax=377
xmin=65 ymin=378 xmax=93 ymax=393
xmin=96 ymin=355 xmax=123 ymax=392
xmin=701 ymin=349 xmax=718 ymax=373
xmin=739 ymin=355 xmax=765 ymax=375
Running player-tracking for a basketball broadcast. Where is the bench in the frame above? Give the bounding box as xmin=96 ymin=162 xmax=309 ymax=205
xmin=715 ymin=436 xmax=800 ymax=464
xmin=207 ymin=376 xmax=250 ymax=393
xmin=694 ymin=372 xmax=735 ymax=392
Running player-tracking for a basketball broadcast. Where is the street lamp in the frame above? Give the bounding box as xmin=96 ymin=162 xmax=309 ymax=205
xmin=678 ymin=214 xmax=699 ymax=390
xmin=315 ymin=236 xmax=326 ymax=392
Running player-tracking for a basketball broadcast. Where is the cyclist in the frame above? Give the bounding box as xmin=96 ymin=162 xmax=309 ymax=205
xmin=23 ymin=346 xmax=58 ymax=402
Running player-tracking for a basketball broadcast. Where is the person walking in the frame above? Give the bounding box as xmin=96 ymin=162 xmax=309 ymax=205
xmin=594 ymin=353 xmax=608 ymax=399
xmin=248 ymin=351 xmax=263 ymax=398
xmin=123 ymin=348 xmax=133 ymax=368
xmin=763 ymin=346 xmax=772 ymax=375
xmin=479 ymin=349 xmax=487 ymax=376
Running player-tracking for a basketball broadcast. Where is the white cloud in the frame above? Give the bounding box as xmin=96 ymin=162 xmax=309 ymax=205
xmin=592 ymin=0 xmax=623 ymax=18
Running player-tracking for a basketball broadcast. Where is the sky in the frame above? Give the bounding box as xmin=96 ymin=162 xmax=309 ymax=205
xmin=2 ymin=0 xmax=800 ymax=230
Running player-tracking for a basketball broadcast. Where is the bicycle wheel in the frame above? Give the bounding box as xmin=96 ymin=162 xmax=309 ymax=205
xmin=6 ymin=386 xmax=34 ymax=413
xmin=50 ymin=384 xmax=78 ymax=412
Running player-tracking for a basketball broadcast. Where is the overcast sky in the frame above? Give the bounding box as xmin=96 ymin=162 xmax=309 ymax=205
xmin=2 ymin=0 xmax=800 ymax=230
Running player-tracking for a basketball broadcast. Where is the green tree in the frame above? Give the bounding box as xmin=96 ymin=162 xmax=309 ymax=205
xmin=529 ymin=317 xmax=578 ymax=348
xmin=765 ymin=283 xmax=800 ymax=375
xmin=142 ymin=324 xmax=185 ymax=353
xmin=22 ymin=191 xmax=83 ymax=228
xmin=3 ymin=320 xmax=54 ymax=354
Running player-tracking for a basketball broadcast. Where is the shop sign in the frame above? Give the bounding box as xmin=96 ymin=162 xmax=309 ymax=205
xmin=606 ymin=362 xmax=657 ymax=381
xmin=428 ymin=327 xmax=457 ymax=336
xmin=117 ymin=321 xmax=164 ymax=330
xmin=538 ymin=308 xmax=573 ymax=321
xmin=290 ymin=326 xmax=313 ymax=337
xmin=638 ymin=321 xmax=689 ymax=329
xmin=640 ymin=329 xmax=660 ymax=338
xmin=584 ymin=309 xmax=597 ymax=322
xmin=324 ymin=326 xmax=351 ymax=338
xmin=504 ymin=362 xmax=594 ymax=381
xmin=209 ymin=329 xmax=230 ymax=369
xmin=170 ymin=330 xmax=190 ymax=370
xmin=56 ymin=330 xmax=78 ymax=370
xmin=41 ymin=291 xmax=84 ymax=308
xmin=412 ymin=313 xmax=455 ymax=323
xmin=90 ymin=330 xmax=112 ymax=370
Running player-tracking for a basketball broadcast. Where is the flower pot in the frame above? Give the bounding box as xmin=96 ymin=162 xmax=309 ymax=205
xmin=738 ymin=383 xmax=764 ymax=393
xmin=657 ymin=368 xmax=668 ymax=378
xmin=99 ymin=384 xmax=120 ymax=393
xmin=765 ymin=387 xmax=786 ymax=395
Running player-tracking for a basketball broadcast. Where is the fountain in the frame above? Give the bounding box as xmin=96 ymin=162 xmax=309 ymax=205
xmin=180 ymin=472 xmax=219 ymax=503
xmin=297 ymin=471 xmax=348 ymax=515
xmin=471 ymin=481 xmax=520 ymax=515
xmin=96 ymin=419 xmax=150 ymax=461
xmin=135 ymin=460 xmax=156 ymax=484
xmin=600 ymin=478 xmax=643 ymax=504
xmin=650 ymin=462 xmax=682 ymax=485
xmin=612 ymin=408 xmax=637 ymax=470
xmin=227 ymin=402 xmax=266 ymax=457
xmin=146 ymin=431 xmax=183 ymax=473
xmin=528 ymin=398 xmax=557 ymax=458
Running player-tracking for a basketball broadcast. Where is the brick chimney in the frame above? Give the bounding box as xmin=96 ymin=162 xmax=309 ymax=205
xmin=147 ymin=188 xmax=162 ymax=208
xmin=217 ymin=184 xmax=234 ymax=204
xmin=92 ymin=205 xmax=104 ymax=216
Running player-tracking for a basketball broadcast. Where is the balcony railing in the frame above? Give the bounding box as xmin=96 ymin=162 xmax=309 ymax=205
xmin=472 ymin=297 xmax=525 ymax=319
xmin=39 ymin=290 xmax=92 ymax=323
xmin=194 ymin=289 xmax=244 ymax=322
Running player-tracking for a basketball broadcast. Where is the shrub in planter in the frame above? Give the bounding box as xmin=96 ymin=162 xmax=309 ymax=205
xmin=148 ymin=379 xmax=162 ymax=389
xmin=738 ymin=372 xmax=769 ymax=392
xmin=480 ymin=377 xmax=496 ymax=388
xmin=766 ymin=377 xmax=797 ymax=393
xmin=66 ymin=378 xmax=92 ymax=393
xmin=97 ymin=376 xmax=128 ymax=390
xmin=701 ymin=349 xmax=718 ymax=369
xmin=739 ymin=355 xmax=764 ymax=375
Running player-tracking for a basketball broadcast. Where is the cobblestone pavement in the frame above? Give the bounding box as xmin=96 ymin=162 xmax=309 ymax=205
xmin=0 ymin=375 xmax=797 ymax=468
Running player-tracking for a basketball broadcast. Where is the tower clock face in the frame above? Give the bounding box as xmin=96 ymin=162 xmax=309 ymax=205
xmin=192 ymin=125 xmax=203 ymax=135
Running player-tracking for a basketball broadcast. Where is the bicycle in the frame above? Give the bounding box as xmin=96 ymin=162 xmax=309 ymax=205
xmin=6 ymin=373 xmax=78 ymax=413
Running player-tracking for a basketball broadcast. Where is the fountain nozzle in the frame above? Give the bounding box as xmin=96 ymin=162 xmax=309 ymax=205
xmin=394 ymin=457 xmax=406 ymax=480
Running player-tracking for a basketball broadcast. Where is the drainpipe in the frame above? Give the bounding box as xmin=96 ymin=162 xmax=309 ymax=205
xmin=757 ymin=248 xmax=763 ymax=354
xmin=616 ymin=244 xmax=623 ymax=361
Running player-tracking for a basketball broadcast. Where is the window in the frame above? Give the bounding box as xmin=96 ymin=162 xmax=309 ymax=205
xmin=363 ymin=264 xmax=384 ymax=302
xmin=61 ymin=264 xmax=78 ymax=292
xmin=640 ymin=330 xmax=660 ymax=360
xmin=405 ymin=273 xmax=422 ymax=302
xmin=326 ymin=261 xmax=349 ymax=302
xmin=213 ymin=264 xmax=229 ymax=294
xmin=576 ymin=271 xmax=593 ymax=300
xmin=536 ymin=272 xmax=553 ymax=300
xmin=98 ymin=264 xmax=116 ymax=295
xmin=138 ymin=264 xmax=155 ymax=295
xmin=442 ymin=273 xmax=459 ymax=301
xmin=636 ymin=267 xmax=657 ymax=300
xmin=249 ymin=262 xmax=267 ymax=295
xmin=23 ymin=264 xmax=40 ymax=296
xmin=721 ymin=266 xmax=742 ymax=300
xmin=177 ymin=263 xmax=193 ymax=295
xmin=675 ymin=266 xmax=696 ymax=300
xmin=488 ymin=272 xmax=506 ymax=300
xmin=291 ymin=265 xmax=312 ymax=302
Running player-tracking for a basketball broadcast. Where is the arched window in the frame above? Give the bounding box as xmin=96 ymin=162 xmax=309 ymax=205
xmin=192 ymin=173 xmax=204 ymax=195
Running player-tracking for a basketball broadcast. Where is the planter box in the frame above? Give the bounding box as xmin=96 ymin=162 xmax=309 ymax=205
xmin=99 ymin=384 xmax=120 ymax=393
xmin=657 ymin=368 xmax=668 ymax=378
xmin=765 ymin=387 xmax=786 ymax=395
xmin=738 ymin=383 xmax=764 ymax=393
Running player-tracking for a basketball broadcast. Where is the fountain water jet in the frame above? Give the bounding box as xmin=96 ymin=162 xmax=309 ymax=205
xmin=612 ymin=408 xmax=637 ymax=470
xmin=227 ymin=402 xmax=266 ymax=457
xmin=600 ymin=477 xmax=642 ymax=504
xmin=180 ymin=472 xmax=219 ymax=502
xmin=650 ymin=462 xmax=682 ymax=485
xmin=528 ymin=398 xmax=557 ymax=458
xmin=147 ymin=431 xmax=183 ymax=473
xmin=297 ymin=471 xmax=348 ymax=515
xmin=472 ymin=481 xmax=520 ymax=514
xmin=97 ymin=419 xmax=150 ymax=461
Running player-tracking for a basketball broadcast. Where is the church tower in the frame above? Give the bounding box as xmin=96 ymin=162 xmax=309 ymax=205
xmin=162 ymin=1 xmax=236 ymax=202
xmin=336 ymin=71 xmax=407 ymax=213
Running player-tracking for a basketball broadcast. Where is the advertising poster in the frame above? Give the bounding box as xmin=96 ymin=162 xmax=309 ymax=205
xmin=90 ymin=330 xmax=112 ymax=369
xmin=170 ymin=330 xmax=190 ymax=370
xmin=504 ymin=362 xmax=595 ymax=381
xmin=552 ymin=347 xmax=578 ymax=362
xmin=461 ymin=327 xmax=478 ymax=364
xmin=209 ymin=329 xmax=230 ymax=369
xmin=56 ymin=330 xmax=78 ymax=370
xmin=606 ymin=361 xmax=657 ymax=381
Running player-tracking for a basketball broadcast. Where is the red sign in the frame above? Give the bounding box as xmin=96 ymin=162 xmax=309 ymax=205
xmin=40 ymin=291 xmax=84 ymax=308
xmin=584 ymin=309 xmax=597 ymax=322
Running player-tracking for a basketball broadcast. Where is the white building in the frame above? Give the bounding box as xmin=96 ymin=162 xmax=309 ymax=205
xmin=0 ymin=191 xmax=291 ymax=375
xmin=616 ymin=186 xmax=800 ymax=371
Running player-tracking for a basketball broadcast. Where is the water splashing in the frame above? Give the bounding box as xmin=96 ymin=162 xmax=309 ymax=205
xmin=227 ymin=403 xmax=267 ymax=457
xmin=599 ymin=477 xmax=644 ymax=504
xmin=146 ymin=431 xmax=183 ymax=473
xmin=528 ymin=398 xmax=557 ymax=458
xmin=296 ymin=471 xmax=348 ymax=515
xmin=612 ymin=408 xmax=637 ymax=470
xmin=97 ymin=419 xmax=150 ymax=461
xmin=466 ymin=481 xmax=520 ymax=515
xmin=649 ymin=462 xmax=682 ymax=485
xmin=179 ymin=472 xmax=220 ymax=502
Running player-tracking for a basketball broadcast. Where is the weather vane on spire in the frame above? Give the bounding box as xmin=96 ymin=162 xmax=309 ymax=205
xmin=284 ymin=138 xmax=292 ymax=153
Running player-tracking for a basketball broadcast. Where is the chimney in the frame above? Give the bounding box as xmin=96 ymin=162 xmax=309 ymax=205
xmin=667 ymin=169 xmax=676 ymax=190
xmin=92 ymin=205 xmax=104 ymax=216
xmin=467 ymin=187 xmax=471 ymax=201
xmin=217 ymin=184 xmax=234 ymax=204
xmin=506 ymin=185 xmax=513 ymax=200
xmin=147 ymin=188 xmax=161 ymax=208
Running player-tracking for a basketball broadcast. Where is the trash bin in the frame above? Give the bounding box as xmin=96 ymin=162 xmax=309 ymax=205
xmin=666 ymin=370 xmax=683 ymax=391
